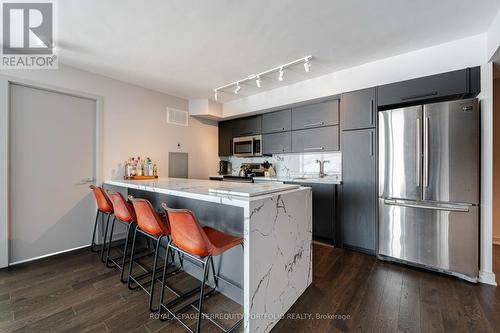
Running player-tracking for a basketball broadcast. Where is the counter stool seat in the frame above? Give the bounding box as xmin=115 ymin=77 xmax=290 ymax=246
xmin=202 ymin=227 xmax=244 ymax=257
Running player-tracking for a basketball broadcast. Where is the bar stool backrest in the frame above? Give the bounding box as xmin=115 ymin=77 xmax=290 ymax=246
xmin=129 ymin=198 xmax=170 ymax=237
xmin=108 ymin=191 xmax=136 ymax=223
xmin=89 ymin=185 xmax=113 ymax=213
xmin=161 ymin=204 xmax=212 ymax=257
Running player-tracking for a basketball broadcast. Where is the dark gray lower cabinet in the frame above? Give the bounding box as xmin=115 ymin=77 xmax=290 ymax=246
xmin=263 ymin=132 xmax=291 ymax=155
xmin=285 ymin=182 xmax=337 ymax=245
xmin=340 ymin=128 xmax=376 ymax=253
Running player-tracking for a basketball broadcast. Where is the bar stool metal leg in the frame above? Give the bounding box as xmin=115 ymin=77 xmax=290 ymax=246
xmin=100 ymin=213 xmax=113 ymax=262
xmin=119 ymin=222 xmax=135 ymax=283
xmin=127 ymin=227 xmax=139 ymax=291
xmin=148 ymin=236 xmax=162 ymax=312
xmin=105 ymin=215 xmax=117 ymax=268
xmin=196 ymin=257 xmax=210 ymax=333
xmin=90 ymin=209 xmax=100 ymax=253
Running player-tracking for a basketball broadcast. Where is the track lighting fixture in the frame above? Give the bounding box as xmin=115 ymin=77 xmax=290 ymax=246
xmin=212 ymin=55 xmax=312 ymax=100
xmin=304 ymin=59 xmax=311 ymax=72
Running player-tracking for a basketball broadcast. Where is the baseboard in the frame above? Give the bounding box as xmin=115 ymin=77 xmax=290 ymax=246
xmin=493 ymin=237 xmax=500 ymax=246
xmin=8 ymin=244 xmax=91 ymax=266
xmin=479 ymin=270 xmax=497 ymax=286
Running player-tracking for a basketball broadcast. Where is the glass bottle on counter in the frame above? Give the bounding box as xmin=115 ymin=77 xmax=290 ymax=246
xmin=153 ymin=164 xmax=158 ymax=177
xmin=136 ymin=156 xmax=143 ymax=176
xmin=146 ymin=157 xmax=153 ymax=176
xmin=125 ymin=158 xmax=132 ymax=177
xmin=130 ymin=157 xmax=136 ymax=176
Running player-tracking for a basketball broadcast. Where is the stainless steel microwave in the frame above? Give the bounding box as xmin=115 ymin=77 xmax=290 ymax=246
xmin=233 ymin=135 xmax=262 ymax=157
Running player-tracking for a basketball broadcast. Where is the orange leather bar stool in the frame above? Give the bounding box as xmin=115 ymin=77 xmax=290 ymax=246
xmin=128 ymin=197 xmax=179 ymax=312
xmin=106 ymin=191 xmax=138 ymax=283
xmin=159 ymin=204 xmax=244 ymax=333
xmin=89 ymin=185 xmax=114 ymax=263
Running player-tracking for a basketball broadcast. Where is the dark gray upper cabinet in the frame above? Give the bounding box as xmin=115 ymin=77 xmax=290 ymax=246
xmin=218 ymin=120 xmax=233 ymax=157
xmin=340 ymin=128 xmax=376 ymax=253
xmin=292 ymin=125 xmax=339 ymax=153
xmin=292 ymin=100 xmax=339 ymax=130
xmin=378 ymin=67 xmax=480 ymax=109
xmin=341 ymin=88 xmax=376 ymax=130
xmin=285 ymin=182 xmax=337 ymax=244
xmin=263 ymin=132 xmax=292 ymax=155
xmin=233 ymin=115 xmax=262 ymax=137
xmin=262 ymin=109 xmax=291 ymax=133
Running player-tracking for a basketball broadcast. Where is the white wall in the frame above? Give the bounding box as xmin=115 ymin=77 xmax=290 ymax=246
xmin=487 ymin=9 xmax=500 ymax=61
xmin=493 ymin=75 xmax=500 ymax=245
xmin=0 ymin=64 xmax=219 ymax=180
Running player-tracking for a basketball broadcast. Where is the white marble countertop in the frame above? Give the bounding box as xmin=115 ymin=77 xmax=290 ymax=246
xmin=253 ymin=175 xmax=342 ymax=185
xmin=104 ymin=178 xmax=308 ymax=207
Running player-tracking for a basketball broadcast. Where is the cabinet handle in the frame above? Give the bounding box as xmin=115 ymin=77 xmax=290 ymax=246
xmin=369 ymin=131 xmax=374 ymax=156
xmin=304 ymin=147 xmax=324 ymax=151
xmin=416 ymin=118 xmax=421 ymax=186
xmin=269 ymin=127 xmax=285 ymax=132
xmin=303 ymin=122 xmax=324 ymax=128
xmin=402 ymin=91 xmax=438 ymax=101
xmin=423 ymin=116 xmax=429 ymax=188
xmin=370 ymin=99 xmax=374 ymax=125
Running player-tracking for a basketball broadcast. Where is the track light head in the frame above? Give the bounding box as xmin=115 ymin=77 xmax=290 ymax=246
xmin=234 ymin=83 xmax=241 ymax=94
xmin=304 ymin=59 xmax=311 ymax=72
xmin=256 ymin=76 xmax=261 ymax=88
xmin=278 ymin=67 xmax=284 ymax=81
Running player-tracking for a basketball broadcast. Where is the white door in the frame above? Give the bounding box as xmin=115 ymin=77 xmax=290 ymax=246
xmin=9 ymin=83 xmax=97 ymax=264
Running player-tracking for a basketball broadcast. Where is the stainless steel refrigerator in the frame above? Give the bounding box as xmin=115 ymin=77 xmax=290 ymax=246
xmin=378 ymin=98 xmax=479 ymax=282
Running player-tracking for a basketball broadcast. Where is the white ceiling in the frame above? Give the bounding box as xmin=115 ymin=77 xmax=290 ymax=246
xmin=58 ymin=0 xmax=500 ymax=101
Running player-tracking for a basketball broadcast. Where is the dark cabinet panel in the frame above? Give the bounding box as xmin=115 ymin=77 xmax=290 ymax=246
xmin=285 ymin=182 xmax=337 ymax=244
xmin=340 ymin=128 xmax=376 ymax=253
xmin=341 ymin=88 xmax=376 ymax=130
xmin=292 ymin=126 xmax=339 ymax=153
xmin=262 ymin=109 xmax=291 ymax=133
xmin=218 ymin=120 xmax=233 ymax=157
xmin=292 ymin=100 xmax=339 ymax=130
xmin=263 ymin=132 xmax=292 ymax=155
xmin=378 ymin=67 xmax=480 ymax=108
xmin=233 ymin=115 xmax=262 ymax=137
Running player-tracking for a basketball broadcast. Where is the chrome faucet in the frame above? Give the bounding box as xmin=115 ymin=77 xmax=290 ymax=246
xmin=316 ymin=160 xmax=330 ymax=178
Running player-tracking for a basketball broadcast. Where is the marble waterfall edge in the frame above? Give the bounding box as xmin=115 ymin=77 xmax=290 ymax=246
xmin=244 ymin=188 xmax=313 ymax=333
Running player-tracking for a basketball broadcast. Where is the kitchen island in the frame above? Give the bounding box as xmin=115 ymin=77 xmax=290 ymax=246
xmin=104 ymin=178 xmax=312 ymax=333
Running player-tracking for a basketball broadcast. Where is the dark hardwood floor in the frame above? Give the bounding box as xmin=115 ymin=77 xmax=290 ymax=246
xmin=272 ymin=245 xmax=500 ymax=333
xmin=1 ymin=244 xmax=499 ymax=333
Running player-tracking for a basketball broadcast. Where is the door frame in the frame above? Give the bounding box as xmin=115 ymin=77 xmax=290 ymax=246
xmin=0 ymin=75 xmax=103 ymax=268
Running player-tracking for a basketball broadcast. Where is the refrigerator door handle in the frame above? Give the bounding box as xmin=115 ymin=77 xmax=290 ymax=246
xmin=423 ymin=116 xmax=429 ymax=188
xmin=384 ymin=199 xmax=470 ymax=212
xmin=416 ymin=118 xmax=421 ymax=187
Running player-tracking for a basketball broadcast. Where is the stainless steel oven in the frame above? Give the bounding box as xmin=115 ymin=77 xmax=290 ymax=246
xmin=233 ymin=135 xmax=262 ymax=157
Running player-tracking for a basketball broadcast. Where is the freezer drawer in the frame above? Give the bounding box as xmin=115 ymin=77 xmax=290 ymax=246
xmin=378 ymin=198 xmax=478 ymax=279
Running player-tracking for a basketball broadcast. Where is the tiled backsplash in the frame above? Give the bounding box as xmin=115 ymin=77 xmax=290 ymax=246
xmin=222 ymin=152 xmax=342 ymax=179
